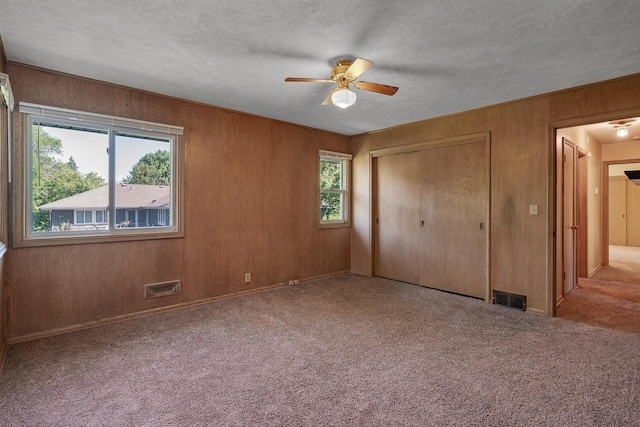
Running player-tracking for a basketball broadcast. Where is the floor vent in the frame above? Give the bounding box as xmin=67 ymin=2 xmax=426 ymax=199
xmin=144 ymin=280 xmax=181 ymax=299
xmin=493 ymin=290 xmax=527 ymax=311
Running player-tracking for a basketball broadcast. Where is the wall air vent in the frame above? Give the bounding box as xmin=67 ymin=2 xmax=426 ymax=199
xmin=144 ymin=280 xmax=181 ymax=299
xmin=624 ymin=170 xmax=640 ymax=186
xmin=492 ymin=290 xmax=527 ymax=311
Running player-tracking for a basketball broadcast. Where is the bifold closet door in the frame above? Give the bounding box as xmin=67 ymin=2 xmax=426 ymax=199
xmin=375 ymin=152 xmax=421 ymax=284
xmin=420 ymin=142 xmax=487 ymax=299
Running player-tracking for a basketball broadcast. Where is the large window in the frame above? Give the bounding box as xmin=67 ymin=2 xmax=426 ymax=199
xmin=18 ymin=102 xmax=183 ymax=245
xmin=319 ymin=150 xmax=351 ymax=228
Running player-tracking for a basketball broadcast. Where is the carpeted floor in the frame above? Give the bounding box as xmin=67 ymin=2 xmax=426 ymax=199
xmin=557 ymin=245 xmax=640 ymax=332
xmin=1 ymin=274 xmax=639 ymax=426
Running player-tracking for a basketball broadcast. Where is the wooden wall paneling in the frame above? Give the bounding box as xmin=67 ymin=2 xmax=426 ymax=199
xmin=350 ymin=136 xmax=372 ymax=277
xmin=303 ymin=128 xmax=352 ymax=279
xmin=180 ymin=104 xmax=222 ymax=300
xmin=5 ymin=63 xmax=351 ymax=341
xmin=487 ymin=98 xmax=550 ymax=314
xmin=550 ymin=73 xmax=640 ymax=123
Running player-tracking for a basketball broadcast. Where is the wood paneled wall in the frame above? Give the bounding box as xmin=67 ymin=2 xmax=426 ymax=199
xmin=352 ymin=72 xmax=640 ymax=316
xmin=4 ymin=63 xmax=351 ymax=341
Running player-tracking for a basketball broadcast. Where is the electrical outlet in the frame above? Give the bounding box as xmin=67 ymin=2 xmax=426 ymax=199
xmin=245 ymin=273 xmax=251 ymax=283
xmin=529 ymin=204 xmax=538 ymax=215
xmin=294 ymin=279 xmax=299 ymax=285
xmin=288 ymin=280 xmax=295 ymax=286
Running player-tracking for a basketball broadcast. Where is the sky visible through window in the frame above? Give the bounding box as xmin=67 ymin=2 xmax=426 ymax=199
xmin=45 ymin=127 xmax=169 ymax=183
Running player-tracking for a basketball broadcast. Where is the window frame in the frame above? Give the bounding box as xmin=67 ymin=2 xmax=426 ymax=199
xmin=75 ymin=210 xmax=93 ymax=225
xmin=318 ymin=149 xmax=352 ymax=229
xmin=14 ymin=102 xmax=184 ymax=247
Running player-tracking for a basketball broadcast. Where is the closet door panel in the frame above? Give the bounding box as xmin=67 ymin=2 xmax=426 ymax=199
xmin=626 ymin=180 xmax=640 ymax=247
xmin=420 ymin=142 xmax=487 ymax=299
xmin=609 ymin=177 xmax=627 ymax=246
xmin=375 ymin=152 xmax=421 ymax=284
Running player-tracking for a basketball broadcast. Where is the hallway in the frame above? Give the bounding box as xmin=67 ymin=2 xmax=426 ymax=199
xmin=557 ymin=245 xmax=640 ymax=333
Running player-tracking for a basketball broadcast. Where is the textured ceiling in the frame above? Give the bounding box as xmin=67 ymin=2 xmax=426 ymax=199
xmin=1 ymin=0 xmax=639 ymax=135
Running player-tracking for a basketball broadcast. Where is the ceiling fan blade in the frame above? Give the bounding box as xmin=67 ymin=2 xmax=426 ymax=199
xmin=345 ymin=58 xmax=373 ymax=79
xmin=285 ymin=77 xmax=333 ymax=83
xmin=322 ymin=88 xmax=339 ymax=105
xmin=354 ymin=81 xmax=399 ymax=96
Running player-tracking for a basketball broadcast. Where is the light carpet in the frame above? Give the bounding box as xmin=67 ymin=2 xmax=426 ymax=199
xmin=1 ymin=275 xmax=639 ymax=426
xmin=558 ymin=245 xmax=640 ymax=333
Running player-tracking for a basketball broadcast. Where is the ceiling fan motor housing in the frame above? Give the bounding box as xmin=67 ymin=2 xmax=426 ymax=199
xmin=331 ymin=60 xmax=353 ymax=83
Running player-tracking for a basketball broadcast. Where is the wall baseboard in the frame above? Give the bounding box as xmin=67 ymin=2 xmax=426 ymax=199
xmin=526 ymin=307 xmax=547 ymax=316
xmin=588 ymin=264 xmax=603 ymax=278
xmin=7 ymin=271 xmax=351 ymax=345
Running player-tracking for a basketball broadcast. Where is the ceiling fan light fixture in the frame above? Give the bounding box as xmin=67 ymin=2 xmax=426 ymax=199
xmin=331 ymin=88 xmax=356 ymax=109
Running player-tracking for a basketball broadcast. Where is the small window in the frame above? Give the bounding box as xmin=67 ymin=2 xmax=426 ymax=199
xmin=18 ymin=102 xmax=183 ymax=246
xmin=95 ymin=210 xmax=108 ymax=224
xmin=319 ymin=150 xmax=352 ymax=228
xmin=75 ymin=210 xmax=92 ymax=224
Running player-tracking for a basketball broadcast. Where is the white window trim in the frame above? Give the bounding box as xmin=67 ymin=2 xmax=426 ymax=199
xmin=96 ymin=210 xmax=108 ymax=224
xmin=318 ymin=150 xmax=352 ymax=229
xmin=74 ymin=210 xmax=93 ymax=225
xmin=15 ymin=102 xmax=184 ymax=247
xmin=19 ymin=102 xmax=183 ymax=135
xmin=157 ymin=209 xmax=167 ymax=226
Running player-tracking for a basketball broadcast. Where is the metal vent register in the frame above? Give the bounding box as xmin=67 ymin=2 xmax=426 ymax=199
xmin=492 ymin=290 xmax=527 ymax=311
xmin=144 ymin=280 xmax=181 ymax=299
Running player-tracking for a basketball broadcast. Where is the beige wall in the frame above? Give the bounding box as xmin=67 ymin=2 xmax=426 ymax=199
xmin=609 ymin=163 xmax=640 ymax=176
xmin=4 ymin=63 xmax=351 ymax=341
xmin=603 ymin=142 xmax=640 ymax=163
xmin=353 ymin=72 xmax=640 ymax=316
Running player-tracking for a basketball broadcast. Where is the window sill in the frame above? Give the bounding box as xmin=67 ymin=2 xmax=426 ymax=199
xmin=13 ymin=229 xmax=184 ymax=248
xmin=318 ymin=221 xmax=351 ymax=230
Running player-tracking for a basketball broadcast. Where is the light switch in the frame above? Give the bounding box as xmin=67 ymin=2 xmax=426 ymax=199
xmin=530 ymin=204 xmax=538 ymax=215
xmin=595 ymin=187 xmax=599 ymax=195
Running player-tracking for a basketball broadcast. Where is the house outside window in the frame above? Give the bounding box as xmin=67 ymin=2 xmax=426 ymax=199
xmin=319 ymin=150 xmax=352 ymax=228
xmin=17 ymin=102 xmax=183 ymax=246
xmin=75 ymin=210 xmax=93 ymax=225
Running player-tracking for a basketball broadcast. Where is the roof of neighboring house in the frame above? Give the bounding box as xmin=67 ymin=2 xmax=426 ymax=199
xmin=39 ymin=184 xmax=171 ymax=210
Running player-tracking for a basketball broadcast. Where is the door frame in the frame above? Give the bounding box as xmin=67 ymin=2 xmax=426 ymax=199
xmin=550 ymin=107 xmax=640 ymax=316
xmin=603 ymin=158 xmax=640 ymax=265
xmin=369 ymin=132 xmax=491 ymax=302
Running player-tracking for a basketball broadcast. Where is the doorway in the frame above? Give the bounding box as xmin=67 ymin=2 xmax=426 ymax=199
xmin=555 ymin=116 xmax=640 ymax=329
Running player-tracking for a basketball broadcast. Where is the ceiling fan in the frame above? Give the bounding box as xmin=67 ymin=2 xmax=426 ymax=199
xmin=285 ymin=58 xmax=399 ymax=109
